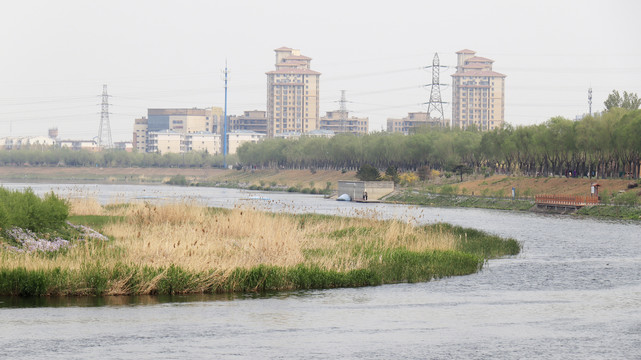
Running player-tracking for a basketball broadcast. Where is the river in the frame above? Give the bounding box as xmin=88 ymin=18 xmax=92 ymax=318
xmin=1 ymin=183 xmax=640 ymax=359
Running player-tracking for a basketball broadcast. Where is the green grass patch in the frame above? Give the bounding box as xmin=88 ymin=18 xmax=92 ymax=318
xmin=387 ymin=191 xmax=534 ymax=211
xmin=576 ymin=205 xmax=641 ymax=220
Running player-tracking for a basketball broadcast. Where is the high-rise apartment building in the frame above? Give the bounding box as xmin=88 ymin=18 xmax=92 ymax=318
xmin=451 ymin=49 xmax=505 ymax=131
xmin=266 ymin=47 xmax=320 ymax=137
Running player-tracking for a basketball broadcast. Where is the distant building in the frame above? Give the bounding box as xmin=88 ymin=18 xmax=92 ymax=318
xmin=133 ymin=117 xmax=148 ymax=152
xmin=147 ymin=130 xmax=184 ymax=154
xmin=48 ymin=127 xmax=58 ymax=139
xmin=187 ymin=132 xmax=221 ymax=154
xmin=273 ymin=131 xmax=302 ymax=140
xmin=0 ymin=136 xmax=56 ymax=150
xmin=113 ymin=141 xmax=134 ymax=152
xmin=134 ymin=107 xmax=223 ymax=153
xmin=451 ymin=49 xmax=506 ymax=131
xmin=229 ymin=110 xmax=268 ymax=134
xmin=266 ymin=47 xmax=321 ymax=137
xmin=386 ymin=112 xmax=441 ymax=134
xmin=320 ymin=110 xmax=368 ymax=135
xmin=59 ymin=139 xmax=99 ymax=152
xmin=306 ymin=129 xmax=335 ymax=138
xmin=227 ymin=130 xmax=266 ymax=155
xmin=147 ymin=107 xmax=222 ymax=134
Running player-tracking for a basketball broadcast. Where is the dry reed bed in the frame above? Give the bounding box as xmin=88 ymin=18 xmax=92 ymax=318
xmin=1 ymin=199 xmax=518 ymax=296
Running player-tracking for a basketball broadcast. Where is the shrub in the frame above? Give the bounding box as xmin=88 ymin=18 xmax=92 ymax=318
xmin=0 ymin=188 xmax=69 ymax=232
xmin=417 ymin=166 xmax=430 ymax=181
xmin=356 ymin=164 xmax=381 ymax=181
xmin=613 ymin=191 xmax=638 ymax=206
xmin=166 ymin=175 xmax=188 ymax=186
xmin=440 ymin=185 xmax=455 ymax=195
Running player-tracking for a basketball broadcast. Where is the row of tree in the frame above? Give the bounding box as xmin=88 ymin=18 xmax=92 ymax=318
xmin=1 ymin=91 xmax=639 ymax=179
xmin=237 ymin=107 xmax=641 ymax=179
xmin=0 ymin=147 xmax=235 ymax=168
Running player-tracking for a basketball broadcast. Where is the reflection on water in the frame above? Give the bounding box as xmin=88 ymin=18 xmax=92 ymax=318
xmin=0 ymin=293 xmax=240 ymax=309
xmin=1 ymin=183 xmax=640 ymax=359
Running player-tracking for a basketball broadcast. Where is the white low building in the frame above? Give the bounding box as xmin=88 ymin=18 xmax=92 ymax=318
xmin=187 ymin=132 xmax=221 ymax=154
xmin=227 ymin=130 xmax=266 ymax=154
xmin=147 ymin=130 xmax=185 ymax=154
xmin=58 ymin=139 xmax=100 ymax=151
xmin=0 ymin=136 xmax=56 ymax=150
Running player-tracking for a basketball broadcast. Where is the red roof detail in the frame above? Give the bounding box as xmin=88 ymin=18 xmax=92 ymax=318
xmin=466 ymin=56 xmax=494 ymax=63
xmin=274 ymin=46 xmax=294 ymax=51
xmin=452 ymin=70 xmax=506 ymax=78
xmin=456 ymin=49 xmax=476 ymax=54
xmin=266 ymin=68 xmax=321 ymax=75
xmin=285 ymin=55 xmax=312 ymax=60
xmin=462 ymin=63 xmax=486 ymax=69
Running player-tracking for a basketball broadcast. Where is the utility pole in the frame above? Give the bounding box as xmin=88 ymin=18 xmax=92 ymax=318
xmin=97 ymin=84 xmax=113 ymax=149
xmin=222 ymin=62 xmax=229 ymax=169
xmin=425 ymin=53 xmax=448 ymax=128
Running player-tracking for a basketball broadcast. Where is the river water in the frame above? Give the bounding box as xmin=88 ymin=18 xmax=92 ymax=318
xmin=1 ymin=183 xmax=640 ymax=359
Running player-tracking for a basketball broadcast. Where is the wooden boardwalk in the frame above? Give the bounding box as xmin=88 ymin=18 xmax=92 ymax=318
xmin=535 ymin=194 xmax=599 ymax=210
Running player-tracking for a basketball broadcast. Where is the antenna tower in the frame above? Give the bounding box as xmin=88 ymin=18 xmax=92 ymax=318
xmin=425 ymin=53 xmax=447 ymax=127
xmin=339 ymin=90 xmax=348 ymax=133
xmin=588 ymin=87 xmax=593 ymax=115
xmin=98 ymin=84 xmax=113 ymax=149
xmin=222 ymin=62 xmax=229 ymax=168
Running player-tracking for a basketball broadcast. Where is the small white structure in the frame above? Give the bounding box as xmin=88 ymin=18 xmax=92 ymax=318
xmin=337 ymin=180 xmax=395 ymax=201
xmin=273 ymin=131 xmax=302 ymax=140
xmin=58 ymin=139 xmax=100 ymax=151
xmin=306 ymin=129 xmax=335 ymax=138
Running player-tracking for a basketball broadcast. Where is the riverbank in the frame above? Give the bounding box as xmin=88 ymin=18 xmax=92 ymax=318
xmin=2 ymin=166 xmax=638 ymax=218
xmin=0 ymin=165 xmax=358 ymax=190
xmin=0 ymin=199 xmax=520 ymax=296
xmin=385 ymin=189 xmax=641 ymax=220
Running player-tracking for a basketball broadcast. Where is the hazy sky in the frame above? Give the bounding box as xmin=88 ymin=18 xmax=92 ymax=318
xmin=1 ymin=0 xmax=640 ymax=141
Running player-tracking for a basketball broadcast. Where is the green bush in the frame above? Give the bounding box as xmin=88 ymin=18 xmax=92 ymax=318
xmin=439 ymin=185 xmax=455 ymax=195
xmin=613 ymin=191 xmax=639 ymax=206
xmin=166 ymin=175 xmax=188 ymax=186
xmin=0 ymin=187 xmax=69 ymax=232
xmin=356 ymin=164 xmax=381 ymax=181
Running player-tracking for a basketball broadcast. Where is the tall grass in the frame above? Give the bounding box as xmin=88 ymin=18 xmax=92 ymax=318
xmin=0 ymin=200 xmax=521 ymax=296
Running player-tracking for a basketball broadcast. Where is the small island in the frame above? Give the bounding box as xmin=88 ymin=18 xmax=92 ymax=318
xmin=0 ymin=187 xmax=520 ymax=297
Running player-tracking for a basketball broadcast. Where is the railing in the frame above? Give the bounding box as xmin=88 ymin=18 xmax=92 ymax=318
xmin=535 ymin=195 xmax=599 ymax=207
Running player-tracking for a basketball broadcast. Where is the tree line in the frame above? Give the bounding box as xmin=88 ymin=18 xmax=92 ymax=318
xmin=1 ymin=96 xmax=639 ymax=180
xmin=237 ymin=107 xmax=641 ymax=179
xmin=0 ymin=146 xmax=235 ymax=168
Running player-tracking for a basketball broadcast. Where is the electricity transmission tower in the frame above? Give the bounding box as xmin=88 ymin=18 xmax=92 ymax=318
xmin=425 ymin=53 xmax=448 ymax=127
xmin=98 ymin=84 xmax=113 ymax=149
xmin=339 ymin=90 xmax=348 ymax=133
xmin=588 ymin=87 xmax=593 ymax=115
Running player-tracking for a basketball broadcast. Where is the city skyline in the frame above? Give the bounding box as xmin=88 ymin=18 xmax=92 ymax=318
xmin=1 ymin=0 xmax=640 ymax=142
